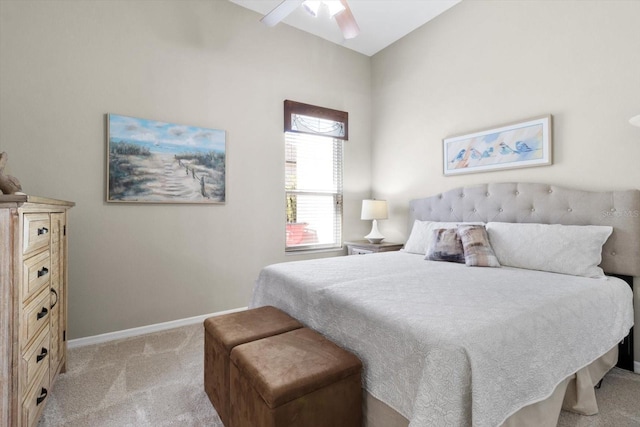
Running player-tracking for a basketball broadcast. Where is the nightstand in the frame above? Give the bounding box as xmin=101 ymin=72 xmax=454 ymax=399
xmin=344 ymin=240 xmax=404 ymax=255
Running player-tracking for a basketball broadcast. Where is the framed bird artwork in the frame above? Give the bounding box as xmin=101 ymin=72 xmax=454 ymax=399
xmin=443 ymin=115 xmax=552 ymax=176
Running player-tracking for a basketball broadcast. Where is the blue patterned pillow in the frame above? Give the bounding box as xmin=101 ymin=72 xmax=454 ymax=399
xmin=425 ymin=228 xmax=465 ymax=263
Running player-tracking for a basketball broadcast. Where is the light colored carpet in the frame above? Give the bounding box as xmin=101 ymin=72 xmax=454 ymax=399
xmin=39 ymin=323 xmax=640 ymax=426
xmin=39 ymin=323 xmax=222 ymax=426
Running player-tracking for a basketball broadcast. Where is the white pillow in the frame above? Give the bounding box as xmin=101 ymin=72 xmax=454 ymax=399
xmin=403 ymin=220 xmax=431 ymax=254
xmin=403 ymin=220 xmax=463 ymax=255
xmin=485 ymin=222 xmax=613 ymax=278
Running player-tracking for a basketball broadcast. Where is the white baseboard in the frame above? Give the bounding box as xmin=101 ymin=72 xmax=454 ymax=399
xmin=635 ymin=361 xmax=640 ymax=374
xmin=68 ymin=307 xmax=248 ymax=349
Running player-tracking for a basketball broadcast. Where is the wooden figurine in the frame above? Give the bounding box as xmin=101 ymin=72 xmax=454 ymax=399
xmin=0 ymin=152 xmax=23 ymax=194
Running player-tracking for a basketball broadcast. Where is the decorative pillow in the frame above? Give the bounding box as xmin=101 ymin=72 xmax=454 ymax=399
xmin=403 ymin=220 xmax=460 ymax=255
xmin=403 ymin=220 xmax=433 ymax=254
xmin=485 ymin=222 xmax=613 ymax=278
xmin=425 ymin=228 xmax=465 ymax=263
xmin=457 ymin=224 xmax=500 ymax=267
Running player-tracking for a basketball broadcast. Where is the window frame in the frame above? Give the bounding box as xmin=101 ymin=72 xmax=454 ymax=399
xmin=284 ymin=100 xmax=347 ymax=253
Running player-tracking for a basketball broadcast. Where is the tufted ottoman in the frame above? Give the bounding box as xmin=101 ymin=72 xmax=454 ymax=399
xmin=230 ymin=327 xmax=362 ymax=427
xmin=204 ymin=306 xmax=303 ymax=426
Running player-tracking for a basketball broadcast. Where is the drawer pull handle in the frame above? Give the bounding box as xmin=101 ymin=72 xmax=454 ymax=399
xmin=36 ymin=388 xmax=48 ymax=406
xmin=36 ymin=347 xmax=48 ymax=363
xmin=36 ymin=307 xmax=48 ymax=320
xmin=38 ymin=227 xmax=49 ymax=235
xmin=51 ymin=288 xmax=58 ymax=309
xmin=37 ymin=267 xmax=49 ymax=278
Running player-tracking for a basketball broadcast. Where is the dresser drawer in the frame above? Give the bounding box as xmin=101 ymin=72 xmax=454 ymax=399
xmin=350 ymin=247 xmax=373 ymax=255
xmin=22 ymin=251 xmax=51 ymax=303
xmin=22 ymin=327 xmax=50 ymax=392
xmin=22 ymin=287 xmax=50 ymax=349
xmin=22 ymin=367 xmax=50 ymax=427
xmin=23 ymin=213 xmax=50 ymax=256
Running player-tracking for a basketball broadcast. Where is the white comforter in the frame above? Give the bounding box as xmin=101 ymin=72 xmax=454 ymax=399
xmin=250 ymin=252 xmax=634 ymax=427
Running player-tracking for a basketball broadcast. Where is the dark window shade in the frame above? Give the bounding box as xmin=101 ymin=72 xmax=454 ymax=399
xmin=284 ymin=100 xmax=348 ymax=141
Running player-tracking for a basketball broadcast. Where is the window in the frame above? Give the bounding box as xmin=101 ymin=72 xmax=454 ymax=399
xmin=284 ymin=100 xmax=347 ymax=252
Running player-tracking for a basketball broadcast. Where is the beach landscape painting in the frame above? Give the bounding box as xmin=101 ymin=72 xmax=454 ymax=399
xmin=443 ymin=115 xmax=552 ymax=176
xmin=107 ymin=114 xmax=226 ymax=203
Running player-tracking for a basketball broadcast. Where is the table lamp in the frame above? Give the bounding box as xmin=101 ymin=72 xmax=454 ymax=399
xmin=361 ymin=199 xmax=388 ymax=243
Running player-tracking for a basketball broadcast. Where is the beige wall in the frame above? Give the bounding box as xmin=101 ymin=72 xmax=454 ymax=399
xmin=2 ymin=0 xmax=637 ymax=365
xmin=371 ymin=1 xmax=640 ymax=364
xmin=0 ymin=0 xmax=372 ymax=339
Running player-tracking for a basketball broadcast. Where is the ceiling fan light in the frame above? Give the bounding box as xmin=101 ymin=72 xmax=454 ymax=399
xmin=324 ymin=0 xmax=345 ymax=18
xmin=302 ymin=0 xmax=321 ymax=17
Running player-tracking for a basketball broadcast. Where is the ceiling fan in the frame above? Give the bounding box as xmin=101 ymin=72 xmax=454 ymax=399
xmin=261 ymin=0 xmax=360 ymax=40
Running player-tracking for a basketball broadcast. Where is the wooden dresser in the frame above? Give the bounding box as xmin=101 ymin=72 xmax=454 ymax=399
xmin=0 ymin=195 xmax=74 ymax=427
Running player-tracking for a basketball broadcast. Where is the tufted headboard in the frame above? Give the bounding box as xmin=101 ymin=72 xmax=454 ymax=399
xmin=409 ymin=182 xmax=640 ymax=277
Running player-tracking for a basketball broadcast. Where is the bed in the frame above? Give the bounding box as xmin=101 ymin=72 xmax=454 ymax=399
xmin=250 ymin=182 xmax=638 ymax=427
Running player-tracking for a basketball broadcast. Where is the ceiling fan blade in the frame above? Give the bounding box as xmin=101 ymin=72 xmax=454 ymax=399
xmin=260 ymin=0 xmax=304 ymax=27
xmin=335 ymin=0 xmax=360 ymax=39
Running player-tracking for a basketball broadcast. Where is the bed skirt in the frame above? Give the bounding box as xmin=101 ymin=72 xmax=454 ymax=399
xmin=364 ymin=345 xmax=618 ymax=427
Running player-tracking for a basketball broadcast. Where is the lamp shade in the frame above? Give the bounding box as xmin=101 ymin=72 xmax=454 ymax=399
xmin=361 ymin=199 xmax=388 ymax=220
xmin=630 ymin=114 xmax=640 ymax=127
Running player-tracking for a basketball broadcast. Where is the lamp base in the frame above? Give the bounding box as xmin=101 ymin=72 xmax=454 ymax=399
xmin=364 ymin=219 xmax=385 ymax=244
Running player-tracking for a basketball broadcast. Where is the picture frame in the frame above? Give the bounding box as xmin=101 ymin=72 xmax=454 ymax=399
xmin=106 ymin=114 xmax=226 ymax=204
xmin=443 ymin=115 xmax=552 ymax=176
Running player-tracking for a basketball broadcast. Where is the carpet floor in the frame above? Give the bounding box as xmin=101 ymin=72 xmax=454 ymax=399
xmin=38 ymin=323 xmax=640 ymax=426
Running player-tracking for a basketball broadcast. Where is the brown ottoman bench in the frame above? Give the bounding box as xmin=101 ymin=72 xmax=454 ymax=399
xmin=204 ymin=306 xmax=303 ymax=426
xmin=230 ymin=327 xmax=362 ymax=427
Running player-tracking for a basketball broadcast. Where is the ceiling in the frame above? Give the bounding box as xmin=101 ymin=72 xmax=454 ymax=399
xmin=228 ymin=0 xmax=462 ymax=57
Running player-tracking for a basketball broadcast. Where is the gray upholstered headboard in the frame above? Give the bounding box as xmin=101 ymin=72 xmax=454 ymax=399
xmin=409 ymin=182 xmax=640 ymax=277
